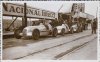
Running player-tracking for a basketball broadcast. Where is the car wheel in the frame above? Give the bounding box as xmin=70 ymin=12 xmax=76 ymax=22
xmin=52 ymin=28 xmax=58 ymax=37
xmin=70 ymin=28 xmax=74 ymax=34
xmin=14 ymin=29 xmax=22 ymax=39
xmin=32 ymin=29 xmax=40 ymax=40
xmin=78 ymin=27 xmax=82 ymax=32
xmin=61 ymin=28 xmax=65 ymax=36
xmin=76 ymin=28 xmax=79 ymax=33
xmin=80 ymin=27 xmax=83 ymax=32
xmin=81 ymin=28 xmax=83 ymax=32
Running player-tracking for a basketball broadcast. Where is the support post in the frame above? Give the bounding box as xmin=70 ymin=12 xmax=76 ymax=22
xmin=22 ymin=3 xmax=27 ymax=28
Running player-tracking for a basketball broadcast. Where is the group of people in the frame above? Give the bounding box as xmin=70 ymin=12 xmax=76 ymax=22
xmin=31 ymin=18 xmax=97 ymax=34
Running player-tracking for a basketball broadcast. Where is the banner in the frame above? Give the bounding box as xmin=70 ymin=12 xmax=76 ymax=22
xmin=3 ymin=3 xmax=56 ymax=19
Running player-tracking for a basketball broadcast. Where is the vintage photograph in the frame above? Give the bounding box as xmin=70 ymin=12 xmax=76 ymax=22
xmin=1 ymin=0 xmax=99 ymax=1
xmin=2 ymin=1 xmax=98 ymax=60
xmin=0 ymin=1 xmax=1 ymax=60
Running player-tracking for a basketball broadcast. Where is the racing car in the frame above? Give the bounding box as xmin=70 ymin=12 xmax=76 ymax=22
xmin=56 ymin=23 xmax=74 ymax=36
xmin=72 ymin=22 xmax=83 ymax=33
xmin=14 ymin=20 xmax=58 ymax=40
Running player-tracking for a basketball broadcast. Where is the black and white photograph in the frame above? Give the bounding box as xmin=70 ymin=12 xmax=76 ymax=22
xmin=2 ymin=1 xmax=98 ymax=60
xmin=1 ymin=0 xmax=100 ymax=1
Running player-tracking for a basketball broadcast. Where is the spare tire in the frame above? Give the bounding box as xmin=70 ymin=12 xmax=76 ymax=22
xmin=32 ymin=29 xmax=40 ymax=40
xmin=52 ymin=28 xmax=58 ymax=37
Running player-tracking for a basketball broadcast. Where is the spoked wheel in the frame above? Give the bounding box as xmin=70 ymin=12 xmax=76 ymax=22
xmin=78 ymin=27 xmax=82 ymax=32
xmin=70 ymin=28 xmax=74 ymax=34
xmin=80 ymin=27 xmax=83 ymax=32
xmin=52 ymin=28 xmax=58 ymax=37
xmin=14 ymin=29 xmax=22 ymax=39
xmin=32 ymin=29 xmax=40 ymax=40
xmin=61 ymin=28 xmax=65 ymax=36
xmin=76 ymin=28 xmax=79 ymax=33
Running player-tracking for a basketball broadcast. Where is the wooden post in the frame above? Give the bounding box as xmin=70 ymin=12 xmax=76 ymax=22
xmin=22 ymin=3 xmax=27 ymax=28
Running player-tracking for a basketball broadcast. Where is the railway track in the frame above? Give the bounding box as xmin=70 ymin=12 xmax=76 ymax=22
xmin=3 ymin=30 xmax=90 ymax=49
xmin=54 ymin=37 xmax=97 ymax=60
xmin=15 ymin=34 xmax=94 ymax=60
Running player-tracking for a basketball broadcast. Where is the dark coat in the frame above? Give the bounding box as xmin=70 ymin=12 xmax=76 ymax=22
xmin=91 ymin=21 xmax=97 ymax=29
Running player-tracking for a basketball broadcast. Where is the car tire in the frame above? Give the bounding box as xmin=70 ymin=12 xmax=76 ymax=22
xmin=61 ymin=28 xmax=65 ymax=36
xmin=81 ymin=28 xmax=83 ymax=32
xmin=32 ymin=29 xmax=40 ymax=40
xmin=14 ymin=28 xmax=22 ymax=39
xmin=52 ymin=28 xmax=58 ymax=37
xmin=76 ymin=28 xmax=79 ymax=33
xmin=70 ymin=28 xmax=74 ymax=34
xmin=78 ymin=27 xmax=82 ymax=32
xmin=80 ymin=27 xmax=83 ymax=32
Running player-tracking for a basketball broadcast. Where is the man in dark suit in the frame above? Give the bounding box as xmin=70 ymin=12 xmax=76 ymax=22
xmin=91 ymin=19 xmax=97 ymax=34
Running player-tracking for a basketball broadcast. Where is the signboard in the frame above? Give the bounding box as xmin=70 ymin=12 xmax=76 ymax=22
xmin=3 ymin=3 xmax=56 ymax=19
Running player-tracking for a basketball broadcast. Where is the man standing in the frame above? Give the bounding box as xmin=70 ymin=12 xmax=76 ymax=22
xmin=91 ymin=19 xmax=97 ymax=34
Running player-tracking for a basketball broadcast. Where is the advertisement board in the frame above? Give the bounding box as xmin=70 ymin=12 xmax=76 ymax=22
xmin=3 ymin=3 xmax=56 ymax=19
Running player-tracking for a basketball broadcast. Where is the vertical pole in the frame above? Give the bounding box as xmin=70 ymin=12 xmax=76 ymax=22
xmin=22 ymin=3 xmax=27 ymax=28
xmin=96 ymin=7 xmax=98 ymax=18
xmin=12 ymin=16 xmax=14 ymax=29
xmin=96 ymin=7 xmax=98 ymax=21
xmin=57 ymin=4 xmax=63 ymax=21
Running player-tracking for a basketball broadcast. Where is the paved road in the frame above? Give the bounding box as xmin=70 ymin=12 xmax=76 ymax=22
xmin=58 ymin=38 xmax=97 ymax=60
xmin=18 ymin=34 xmax=97 ymax=60
xmin=3 ymin=30 xmax=97 ymax=60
